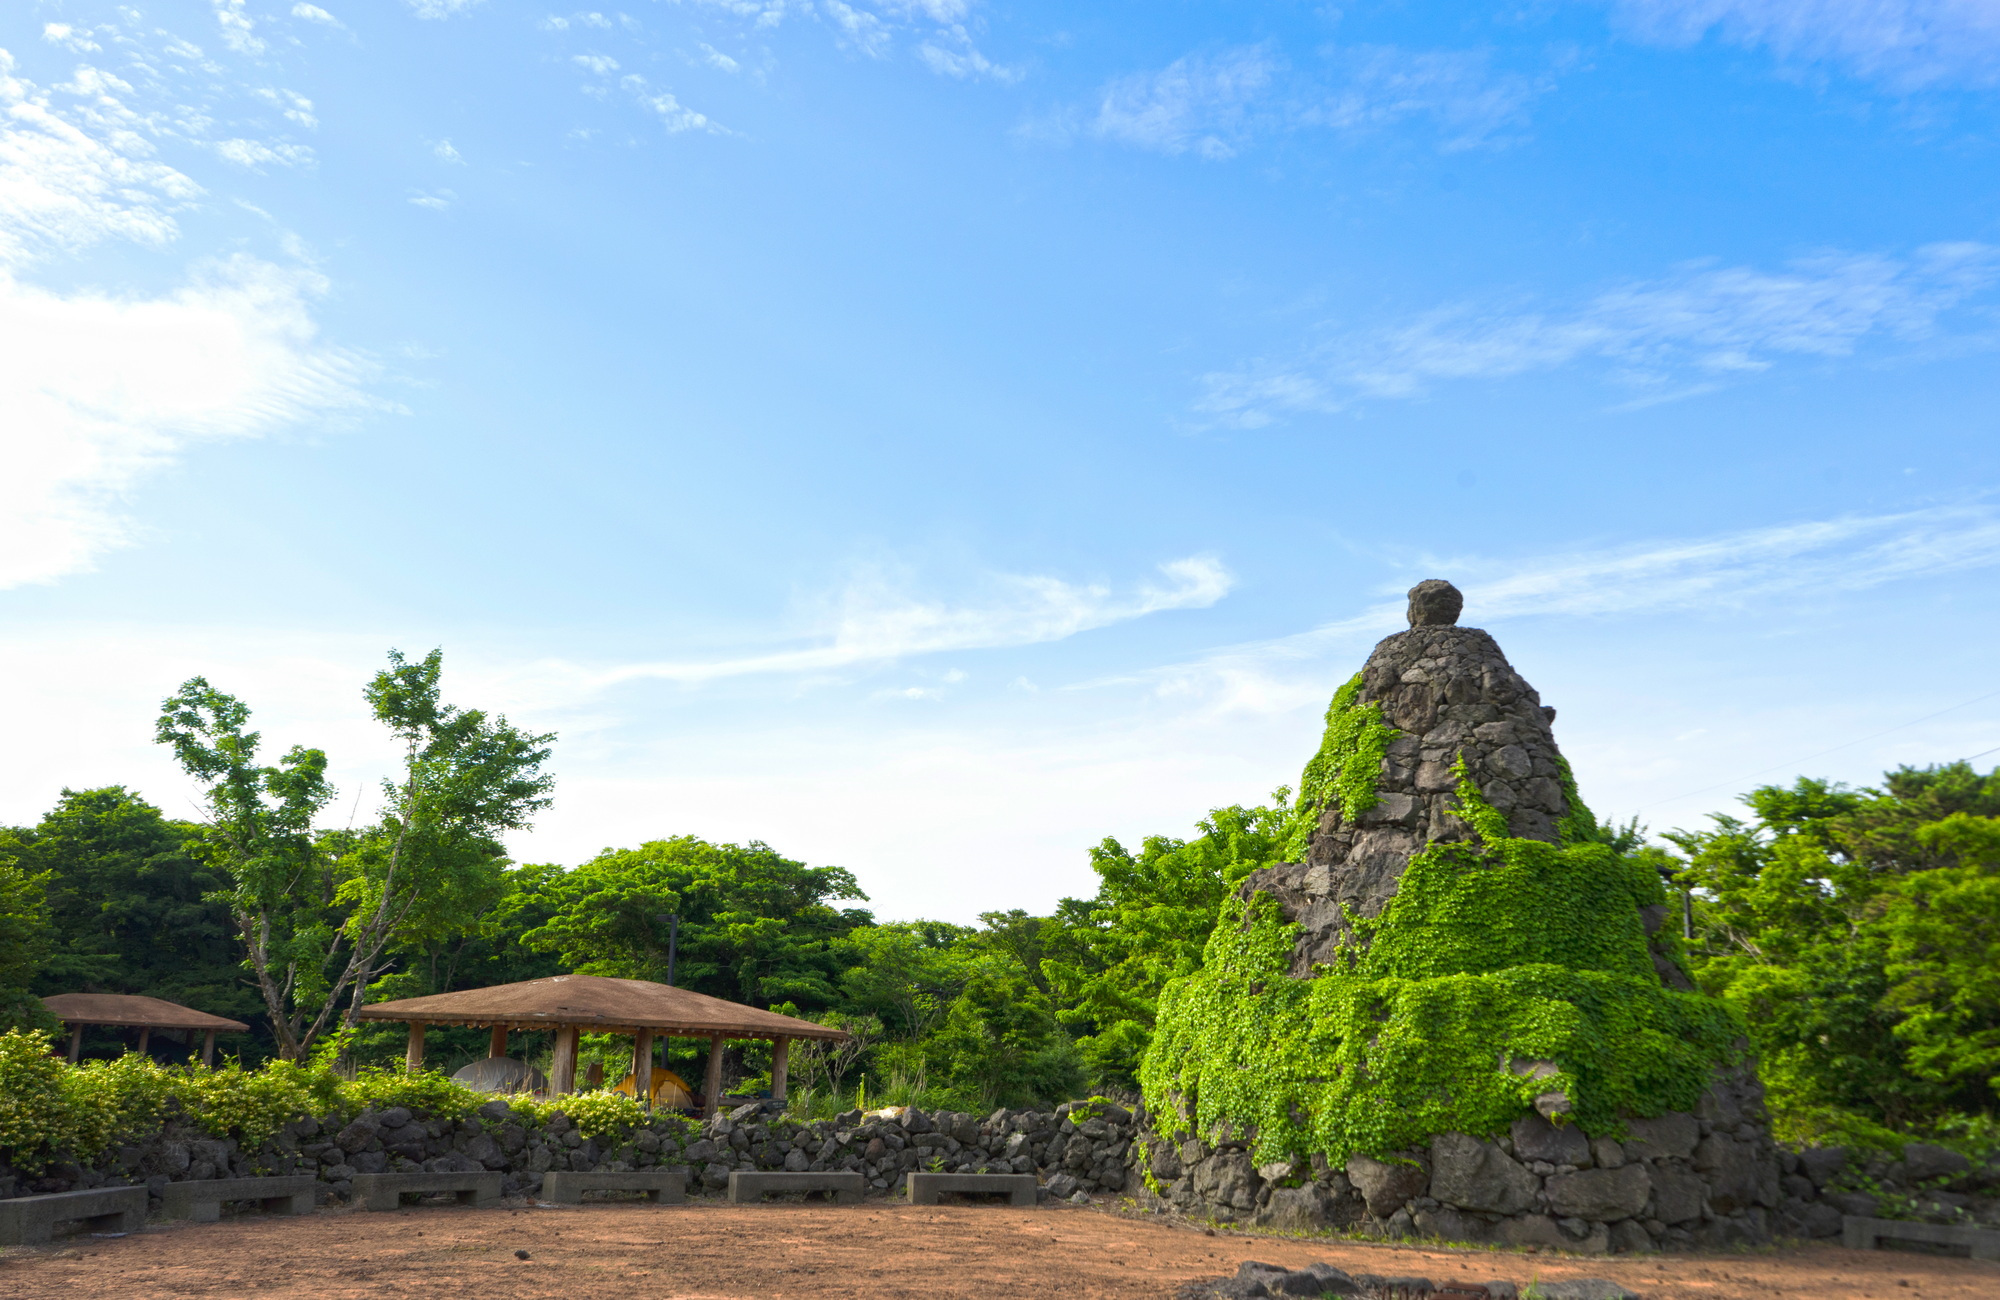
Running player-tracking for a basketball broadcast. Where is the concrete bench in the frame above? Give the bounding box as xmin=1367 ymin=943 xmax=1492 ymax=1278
xmin=905 ymin=1172 xmax=1037 ymax=1206
xmin=0 ymin=1186 xmax=147 ymax=1245
xmin=1843 ymin=1215 xmax=2000 ymax=1261
xmin=159 ymin=1175 xmax=317 ymax=1223
xmin=541 ymin=1170 xmax=686 ymax=1205
xmin=353 ymin=1171 xmax=503 ymax=1212
xmin=727 ymin=1170 xmax=865 ymax=1205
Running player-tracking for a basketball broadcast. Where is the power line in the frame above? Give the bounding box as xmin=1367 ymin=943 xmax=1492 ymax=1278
xmin=1638 ymin=686 xmax=2000 ymax=812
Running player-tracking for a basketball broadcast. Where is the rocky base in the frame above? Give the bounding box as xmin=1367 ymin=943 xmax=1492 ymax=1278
xmin=1135 ymin=1069 xmax=2000 ymax=1254
xmin=0 ymin=1097 xmax=1140 ymax=1214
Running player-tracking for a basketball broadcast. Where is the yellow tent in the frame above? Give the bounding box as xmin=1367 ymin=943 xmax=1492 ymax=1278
xmin=613 ymin=1067 xmax=696 ymax=1110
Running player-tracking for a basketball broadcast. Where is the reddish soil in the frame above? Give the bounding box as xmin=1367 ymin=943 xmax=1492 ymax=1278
xmin=3 ymin=1199 xmax=1995 ymax=1299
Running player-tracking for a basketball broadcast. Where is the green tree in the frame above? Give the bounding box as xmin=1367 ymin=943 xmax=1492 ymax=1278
xmin=838 ymin=920 xmax=977 ymax=1041
xmin=155 ymin=677 xmax=336 ymax=1059
xmin=920 ymin=965 xmax=1084 ymax=1110
xmin=1668 ymin=764 xmax=2000 ymax=1135
xmin=523 ymin=836 xmax=870 ymax=1009
xmin=13 ymin=788 xmax=247 ymax=1021
xmin=1878 ymin=812 xmax=2000 ymax=1100
xmin=0 ymin=844 xmax=57 ymax=1033
xmin=157 ymin=648 xmax=554 ymax=1059
xmin=1043 ymin=799 xmax=1288 ymax=1085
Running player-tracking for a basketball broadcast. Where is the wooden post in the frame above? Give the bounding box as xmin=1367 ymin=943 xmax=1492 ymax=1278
xmin=136 ymin=1026 xmax=150 ymax=1055
xmin=202 ymin=1029 xmax=217 ymax=1068
xmin=490 ymin=1026 xmax=508 ymax=1058
xmin=550 ymin=1026 xmax=578 ymax=1096
xmin=405 ymin=1021 xmax=426 ymax=1074
xmin=68 ymin=1024 xmax=83 ymax=1063
xmin=702 ymin=1033 xmax=725 ymax=1119
xmin=634 ymin=1030 xmax=653 ymax=1110
xmin=771 ymin=1036 xmax=790 ymax=1103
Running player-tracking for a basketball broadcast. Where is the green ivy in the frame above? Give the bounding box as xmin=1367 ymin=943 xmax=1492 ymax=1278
xmin=1279 ymin=673 xmax=1399 ymax=862
xmin=1142 ymin=764 xmax=1742 ymax=1166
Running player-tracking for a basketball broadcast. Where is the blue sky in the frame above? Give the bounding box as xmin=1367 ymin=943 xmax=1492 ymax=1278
xmin=3 ymin=0 xmax=1998 ymax=922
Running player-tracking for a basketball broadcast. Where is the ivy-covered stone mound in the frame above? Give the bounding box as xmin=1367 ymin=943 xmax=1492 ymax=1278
xmin=1138 ymin=581 xmax=1796 ymax=1252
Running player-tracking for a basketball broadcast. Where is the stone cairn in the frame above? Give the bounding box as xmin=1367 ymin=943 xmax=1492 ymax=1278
xmin=1134 ymin=580 xmax=1846 ymax=1252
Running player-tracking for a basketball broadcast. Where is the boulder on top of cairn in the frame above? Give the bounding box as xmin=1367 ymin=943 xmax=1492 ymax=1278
xmin=1142 ymin=580 xmax=1768 ymax=1249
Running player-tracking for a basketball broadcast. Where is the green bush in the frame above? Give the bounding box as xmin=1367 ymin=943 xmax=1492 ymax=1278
xmin=0 ymin=1027 xmax=686 ymax=1172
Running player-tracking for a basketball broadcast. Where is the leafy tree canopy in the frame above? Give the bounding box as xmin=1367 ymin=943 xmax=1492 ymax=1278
xmin=522 ymin=836 xmax=872 ymax=1011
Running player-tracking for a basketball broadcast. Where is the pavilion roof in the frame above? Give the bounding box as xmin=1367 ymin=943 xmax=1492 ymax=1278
xmin=355 ymin=974 xmax=846 ymax=1041
xmin=41 ymin=994 xmax=249 ymax=1032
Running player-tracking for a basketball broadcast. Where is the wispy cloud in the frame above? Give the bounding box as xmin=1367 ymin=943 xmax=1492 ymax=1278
xmin=667 ymin=0 xmax=1007 ymax=77
xmin=1056 ymin=42 xmax=1548 ymax=160
xmin=290 ymin=4 xmax=346 ymax=29
xmin=0 ymin=54 xmax=198 ymax=265
xmin=618 ymin=75 xmax=720 ymax=133
xmin=586 ymin=555 xmax=1233 ymax=686
xmin=253 ymin=88 xmax=318 ymax=129
xmin=1607 ymin=0 xmax=2000 ymax=90
xmin=0 ymin=55 xmax=377 ymax=589
xmin=1087 ymin=45 xmax=1279 ymax=159
xmin=1129 ymin=506 xmax=2000 ymax=712
xmin=1200 ymin=242 xmax=2000 ymax=426
xmin=214 ymin=138 xmax=316 ymax=169
xmin=43 ymin=24 xmax=103 ymax=54
xmin=408 ymin=0 xmax=486 ymax=19
xmin=212 ymin=0 xmax=265 ymax=56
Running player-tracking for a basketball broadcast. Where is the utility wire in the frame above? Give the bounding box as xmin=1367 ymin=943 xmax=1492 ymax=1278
xmin=1639 ymin=686 xmax=2000 ymax=812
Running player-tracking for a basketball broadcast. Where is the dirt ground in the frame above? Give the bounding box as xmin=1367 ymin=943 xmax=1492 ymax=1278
xmin=3 ymin=1198 xmax=1995 ymax=1300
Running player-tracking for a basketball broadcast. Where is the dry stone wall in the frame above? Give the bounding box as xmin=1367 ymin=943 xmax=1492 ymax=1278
xmin=0 ymin=1096 xmax=1141 ymax=1213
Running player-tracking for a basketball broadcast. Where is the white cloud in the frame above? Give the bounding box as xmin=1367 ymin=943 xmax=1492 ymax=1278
xmin=0 ymin=54 xmax=376 ymax=589
xmin=700 ymin=44 xmax=741 ymax=73
xmin=573 ymin=53 xmax=620 ymax=74
xmin=1608 ymin=0 xmax=2000 ymax=89
xmin=0 ymin=55 xmax=199 ymax=265
xmin=823 ymin=1 xmax=893 ymax=57
xmin=434 ymin=138 xmax=464 ymax=163
xmin=1200 ymin=242 xmax=2000 ymax=425
xmin=585 ymin=554 xmax=1234 ymax=686
xmin=0 ymin=256 xmax=378 ymax=588
xmin=1076 ymin=42 xmax=1544 ymax=160
xmin=619 ymin=75 xmax=719 ymax=133
xmin=290 ymin=4 xmax=346 ymax=28
xmin=43 ymin=24 xmax=103 ymax=54
xmin=1090 ymin=45 xmax=1281 ymax=159
xmin=917 ymin=26 xmax=1020 ymax=82
xmin=409 ymin=189 xmax=453 ymax=209
xmin=214 ymin=138 xmax=316 ymax=169
xmin=1128 ymin=505 xmax=2000 ymax=714
xmin=254 ymin=88 xmax=318 ymax=129
xmin=408 ymin=0 xmax=486 ymax=18
xmin=212 ymin=0 xmax=265 ymax=56
xmin=1307 ymin=45 xmax=1549 ymax=152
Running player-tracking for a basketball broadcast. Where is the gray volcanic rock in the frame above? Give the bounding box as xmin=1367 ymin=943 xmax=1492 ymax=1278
xmin=1239 ymin=579 xmax=1575 ymax=973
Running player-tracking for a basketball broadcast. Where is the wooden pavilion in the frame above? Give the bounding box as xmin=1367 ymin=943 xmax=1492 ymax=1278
xmin=355 ymin=974 xmax=845 ymax=1117
xmin=41 ymin=993 xmax=248 ymax=1066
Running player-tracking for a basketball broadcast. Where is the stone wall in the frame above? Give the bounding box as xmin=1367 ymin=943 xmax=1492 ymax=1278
xmin=5 ymin=1089 xmax=1995 ymax=1255
xmin=0 ymin=1096 xmax=1141 ymax=1213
